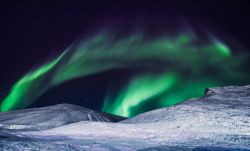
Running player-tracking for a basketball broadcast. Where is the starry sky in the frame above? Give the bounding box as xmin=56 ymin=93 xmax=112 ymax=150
xmin=0 ymin=0 xmax=250 ymax=117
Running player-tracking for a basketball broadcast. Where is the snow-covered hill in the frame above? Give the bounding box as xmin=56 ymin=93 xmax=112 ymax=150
xmin=0 ymin=85 xmax=249 ymax=150
xmin=0 ymin=103 xmax=126 ymax=132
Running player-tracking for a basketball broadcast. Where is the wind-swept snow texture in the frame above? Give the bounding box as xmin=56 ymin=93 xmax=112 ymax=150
xmin=0 ymin=103 xmax=126 ymax=132
xmin=0 ymin=85 xmax=249 ymax=151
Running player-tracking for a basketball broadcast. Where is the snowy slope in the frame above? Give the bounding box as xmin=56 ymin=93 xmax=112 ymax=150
xmin=0 ymin=103 xmax=126 ymax=132
xmin=121 ymin=85 xmax=250 ymax=126
xmin=0 ymin=85 xmax=250 ymax=150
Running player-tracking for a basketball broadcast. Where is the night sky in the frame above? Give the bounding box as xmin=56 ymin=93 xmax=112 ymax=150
xmin=0 ymin=0 xmax=250 ymax=117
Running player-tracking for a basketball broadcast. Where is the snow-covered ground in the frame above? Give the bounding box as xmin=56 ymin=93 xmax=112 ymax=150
xmin=0 ymin=85 xmax=250 ymax=150
xmin=0 ymin=103 xmax=126 ymax=132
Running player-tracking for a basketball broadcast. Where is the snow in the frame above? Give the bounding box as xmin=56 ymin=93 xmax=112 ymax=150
xmin=0 ymin=103 xmax=126 ymax=131
xmin=0 ymin=85 xmax=250 ymax=150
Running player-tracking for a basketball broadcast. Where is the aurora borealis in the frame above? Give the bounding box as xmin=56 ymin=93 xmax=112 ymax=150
xmin=1 ymin=27 xmax=249 ymax=117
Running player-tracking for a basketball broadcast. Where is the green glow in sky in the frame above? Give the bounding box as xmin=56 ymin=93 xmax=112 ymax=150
xmin=0 ymin=30 xmax=249 ymax=117
xmin=102 ymin=72 xmax=177 ymax=117
xmin=0 ymin=53 xmax=65 ymax=111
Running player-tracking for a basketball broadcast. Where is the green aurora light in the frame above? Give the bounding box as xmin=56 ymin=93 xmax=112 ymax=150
xmin=0 ymin=30 xmax=249 ymax=117
xmin=102 ymin=72 xmax=177 ymax=117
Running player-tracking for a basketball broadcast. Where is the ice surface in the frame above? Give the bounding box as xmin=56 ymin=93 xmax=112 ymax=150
xmin=0 ymin=85 xmax=250 ymax=150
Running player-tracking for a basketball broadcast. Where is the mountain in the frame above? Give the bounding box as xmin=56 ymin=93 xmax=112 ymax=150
xmin=0 ymin=103 xmax=126 ymax=132
xmin=0 ymin=85 xmax=249 ymax=150
xmin=121 ymin=85 xmax=250 ymax=124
